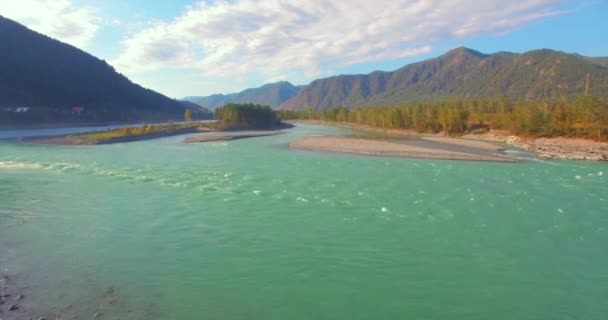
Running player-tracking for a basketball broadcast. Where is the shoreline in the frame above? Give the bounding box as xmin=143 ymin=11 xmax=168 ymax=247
xmin=23 ymin=126 xmax=205 ymax=145
xmin=0 ymin=271 xmax=43 ymax=320
xmin=0 ymin=121 xmax=132 ymax=131
xmin=0 ymin=119 xmax=217 ymax=131
xmin=291 ymin=120 xmax=608 ymax=161
xmin=17 ymin=123 xmax=292 ymax=146
xmin=290 ymin=136 xmax=520 ymax=162
xmin=184 ymin=130 xmax=285 ymax=143
xmin=462 ymin=132 xmax=608 ymax=161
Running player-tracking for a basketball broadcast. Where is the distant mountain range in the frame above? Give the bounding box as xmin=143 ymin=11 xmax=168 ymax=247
xmin=184 ymin=81 xmax=301 ymax=110
xmin=279 ymin=47 xmax=608 ymax=110
xmin=3 ymin=11 xmax=607 ymax=125
xmin=0 ymin=16 xmax=208 ymax=125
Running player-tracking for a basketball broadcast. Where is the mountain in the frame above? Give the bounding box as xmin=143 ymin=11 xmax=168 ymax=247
xmin=179 ymin=100 xmax=212 ymax=118
xmin=585 ymin=57 xmax=608 ymax=68
xmin=185 ymin=81 xmax=301 ymax=110
xmin=280 ymin=47 xmax=608 ymax=111
xmin=0 ymin=16 xmax=201 ymax=125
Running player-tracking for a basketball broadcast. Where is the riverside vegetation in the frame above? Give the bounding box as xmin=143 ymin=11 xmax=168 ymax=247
xmin=278 ymin=95 xmax=608 ymax=140
xmin=215 ymin=103 xmax=282 ymax=129
xmin=184 ymin=104 xmax=289 ymax=143
xmin=27 ymin=104 xmax=284 ymax=145
xmin=72 ymin=122 xmax=204 ymax=143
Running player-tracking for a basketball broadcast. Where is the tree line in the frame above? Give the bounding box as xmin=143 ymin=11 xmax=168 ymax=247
xmin=215 ymin=103 xmax=280 ymax=129
xmin=278 ymin=96 xmax=608 ymax=139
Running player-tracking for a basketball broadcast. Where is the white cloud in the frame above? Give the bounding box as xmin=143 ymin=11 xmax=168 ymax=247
xmin=0 ymin=0 xmax=99 ymax=48
xmin=112 ymin=0 xmax=570 ymax=83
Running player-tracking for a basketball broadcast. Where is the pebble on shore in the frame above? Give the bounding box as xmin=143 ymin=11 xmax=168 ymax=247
xmin=505 ymin=136 xmax=608 ymax=161
xmin=1 ymin=272 xmax=47 ymax=319
xmin=290 ymin=136 xmax=520 ymax=162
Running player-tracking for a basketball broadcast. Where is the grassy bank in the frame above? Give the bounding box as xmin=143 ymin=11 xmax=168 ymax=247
xmin=23 ymin=122 xmax=212 ymax=145
xmin=72 ymin=122 xmax=207 ymax=143
xmin=27 ymin=109 xmax=290 ymax=145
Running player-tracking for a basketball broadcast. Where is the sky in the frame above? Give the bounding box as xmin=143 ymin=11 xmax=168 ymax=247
xmin=1 ymin=0 xmax=607 ymax=98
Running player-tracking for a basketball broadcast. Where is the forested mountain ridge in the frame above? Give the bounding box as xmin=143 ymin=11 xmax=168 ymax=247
xmin=0 ymin=16 xmax=197 ymax=125
xmin=279 ymin=47 xmax=608 ymax=111
xmin=184 ymin=81 xmax=301 ymax=110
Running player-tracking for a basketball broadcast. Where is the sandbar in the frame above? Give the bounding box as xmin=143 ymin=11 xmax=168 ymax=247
xmin=184 ymin=131 xmax=284 ymax=143
xmin=289 ymin=136 xmax=519 ymax=162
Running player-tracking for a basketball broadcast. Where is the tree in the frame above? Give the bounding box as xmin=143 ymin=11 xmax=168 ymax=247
xmin=184 ymin=108 xmax=193 ymax=122
xmin=275 ymin=96 xmax=607 ymax=140
xmin=215 ymin=103 xmax=279 ymax=129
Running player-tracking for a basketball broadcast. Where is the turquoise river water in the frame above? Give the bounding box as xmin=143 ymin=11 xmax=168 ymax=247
xmin=0 ymin=124 xmax=607 ymax=319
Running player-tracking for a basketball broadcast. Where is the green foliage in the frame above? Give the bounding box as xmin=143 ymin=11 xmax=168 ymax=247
xmin=73 ymin=122 xmax=203 ymax=142
xmin=184 ymin=109 xmax=193 ymax=122
xmin=281 ymin=47 xmax=608 ymax=111
xmin=215 ymin=103 xmax=280 ymax=129
xmin=0 ymin=16 xmax=187 ymax=125
xmin=278 ymin=96 xmax=608 ymax=140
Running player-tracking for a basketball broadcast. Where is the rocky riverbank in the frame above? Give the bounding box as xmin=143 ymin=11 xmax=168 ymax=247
xmin=292 ymin=121 xmax=608 ymax=161
xmin=511 ymin=137 xmax=608 ymax=161
xmin=290 ymin=136 xmax=520 ymax=162
xmin=0 ymin=269 xmax=135 ymax=320
xmin=462 ymin=131 xmax=608 ymax=161
xmin=0 ymin=272 xmax=40 ymax=320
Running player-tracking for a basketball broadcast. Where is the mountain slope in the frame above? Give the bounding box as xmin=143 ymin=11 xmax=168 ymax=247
xmin=185 ymin=81 xmax=301 ymax=110
xmin=586 ymin=57 xmax=608 ymax=68
xmin=280 ymin=47 xmax=608 ymax=111
xmin=0 ymin=15 xmax=194 ymax=125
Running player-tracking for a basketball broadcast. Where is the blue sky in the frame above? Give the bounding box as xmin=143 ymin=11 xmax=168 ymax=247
xmin=2 ymin=0 xmax=607 ymax=98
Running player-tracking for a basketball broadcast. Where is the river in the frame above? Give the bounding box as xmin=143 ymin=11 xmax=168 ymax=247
xmin=0 ymin=123 xmax=606 ymax=319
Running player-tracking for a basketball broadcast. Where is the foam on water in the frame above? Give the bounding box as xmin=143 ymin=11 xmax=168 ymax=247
xmin=0 ymin=158 xmax=248 ymax=198
xmin=0 ymin=161 xmax=43 ymax=170
xmin=1 ymin=123 xmax=607 ymax=320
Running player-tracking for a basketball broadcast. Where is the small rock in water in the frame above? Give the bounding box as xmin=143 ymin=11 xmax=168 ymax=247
xmin=8 ymin=303 xmax=19 ymax=310
xmin=16 ymin=294 xmax=23 ymax=300
xmin=104 ymin=295 xmax=118 ymax=305
xmin=103 ymin=286 xmax=118 ymax=305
